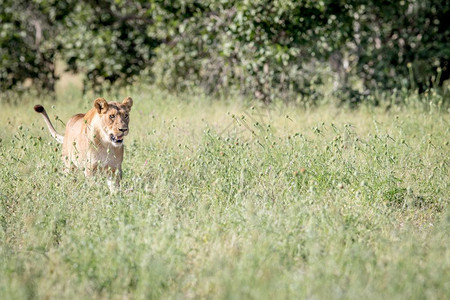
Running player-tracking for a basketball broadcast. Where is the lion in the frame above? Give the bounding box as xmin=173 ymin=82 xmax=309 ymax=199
xmin=34 ymin=97 xmax=133 ymax=189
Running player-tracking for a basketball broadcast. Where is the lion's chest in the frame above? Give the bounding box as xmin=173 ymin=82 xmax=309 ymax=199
xmin=62 ymin=138 xmax=123 ymax=172
xmin=87 ymin=147 xmax=123 ymax=169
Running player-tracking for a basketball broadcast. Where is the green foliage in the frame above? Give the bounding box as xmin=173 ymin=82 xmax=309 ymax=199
xmin=153 ymin=0 xmax=347 ymax=102
xmin=60 ymin=0 xmax=160 ymax=92
xmin=1 ymin=0 xmax=449 ymax=103
xmin=0 ymin=0 xmax=71 ymax=92
xmin=353 ymin=1 xmax=450 ymax=93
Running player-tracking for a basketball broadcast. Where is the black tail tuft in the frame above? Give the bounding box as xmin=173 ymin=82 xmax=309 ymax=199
xmin=34 ymin=105 xmax=44 ymax=113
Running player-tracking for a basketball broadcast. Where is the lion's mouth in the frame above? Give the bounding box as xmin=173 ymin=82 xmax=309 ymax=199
xmin=110 ymin=134 xmax=124 ymax=144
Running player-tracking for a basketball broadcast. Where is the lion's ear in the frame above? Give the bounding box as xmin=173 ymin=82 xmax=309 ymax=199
xmin=122 ymin=97 xmax=133 ymax=110
xmin=94 ymin=98 xmax=109 ymax=114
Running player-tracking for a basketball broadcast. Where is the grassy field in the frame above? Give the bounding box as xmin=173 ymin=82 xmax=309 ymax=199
xmin=0 ymin=86 xmax=449 ymax=299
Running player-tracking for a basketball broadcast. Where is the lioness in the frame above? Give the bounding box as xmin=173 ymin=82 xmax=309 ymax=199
xmin=34 ymin=97 xmax=133 ymax=188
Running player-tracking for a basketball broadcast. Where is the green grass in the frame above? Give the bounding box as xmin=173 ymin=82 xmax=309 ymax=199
xmin=0 ymin=87 xmax=449 ymax=299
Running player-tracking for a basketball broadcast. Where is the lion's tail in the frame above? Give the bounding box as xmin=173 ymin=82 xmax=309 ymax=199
xmin=33 ymin=105 xmax=64 ymax=144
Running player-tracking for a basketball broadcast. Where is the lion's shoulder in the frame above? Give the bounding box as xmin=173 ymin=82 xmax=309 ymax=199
xmin=66 ymin=113 xmax=86 ymax=127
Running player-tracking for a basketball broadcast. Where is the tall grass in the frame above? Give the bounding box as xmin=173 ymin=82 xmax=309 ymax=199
xmin=0 ymin=86 xmax=449 ymax=299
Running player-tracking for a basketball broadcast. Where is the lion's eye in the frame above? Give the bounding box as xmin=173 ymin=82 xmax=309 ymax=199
xmin=109 ymin=114 xmax=115 ymax=119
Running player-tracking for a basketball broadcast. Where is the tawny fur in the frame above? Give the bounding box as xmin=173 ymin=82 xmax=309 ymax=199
xmin=34 ymin=97 xmax=133 ymax=187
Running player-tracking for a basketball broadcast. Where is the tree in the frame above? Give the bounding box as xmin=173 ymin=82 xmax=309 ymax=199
xmin=351 ymin=0 xmax=450 ymax=93
xmin=0 ymin=0 xmax=72 ymax=92
xmin=1 ymin=0 xmax=448 ymax=104
xmin=59 ymin=0 xmax=161 ymax=92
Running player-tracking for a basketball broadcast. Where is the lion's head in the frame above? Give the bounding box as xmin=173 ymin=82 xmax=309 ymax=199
xmin=93 ymin=97 xmax=133 ymax=147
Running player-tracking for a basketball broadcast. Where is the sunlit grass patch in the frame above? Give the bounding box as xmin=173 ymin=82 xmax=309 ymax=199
xmin=0 ymin=88 xmax=449 ymax=299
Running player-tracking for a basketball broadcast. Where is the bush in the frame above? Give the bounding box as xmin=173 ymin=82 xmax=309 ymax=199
xmin=1 ymin=0 xmax=449 ymax=104
xmin=0 ymin=0 xmax=69 ymax=92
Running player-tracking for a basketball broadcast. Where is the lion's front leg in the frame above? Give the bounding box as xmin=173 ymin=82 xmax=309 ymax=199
xmin=106 ymin=167 xmax=122 ymax=192
xmin=83 ymin=163 xmax=98 ymax=177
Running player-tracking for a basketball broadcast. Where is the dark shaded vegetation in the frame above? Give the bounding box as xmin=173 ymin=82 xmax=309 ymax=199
xmin=1 ymin=0 xmax=449 ymax=104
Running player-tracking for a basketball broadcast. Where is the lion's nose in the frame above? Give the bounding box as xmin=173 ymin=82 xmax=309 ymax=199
xmin=119 ymin=128 xmax=128 ymax=132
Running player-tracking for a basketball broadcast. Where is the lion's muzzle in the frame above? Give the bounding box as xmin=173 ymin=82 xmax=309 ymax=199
xmin=110 ymin=134 xmax=124 ymax=145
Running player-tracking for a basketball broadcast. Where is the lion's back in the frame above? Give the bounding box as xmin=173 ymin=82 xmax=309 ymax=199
xmin=62 ymin=113 xmax=87 ymax=164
